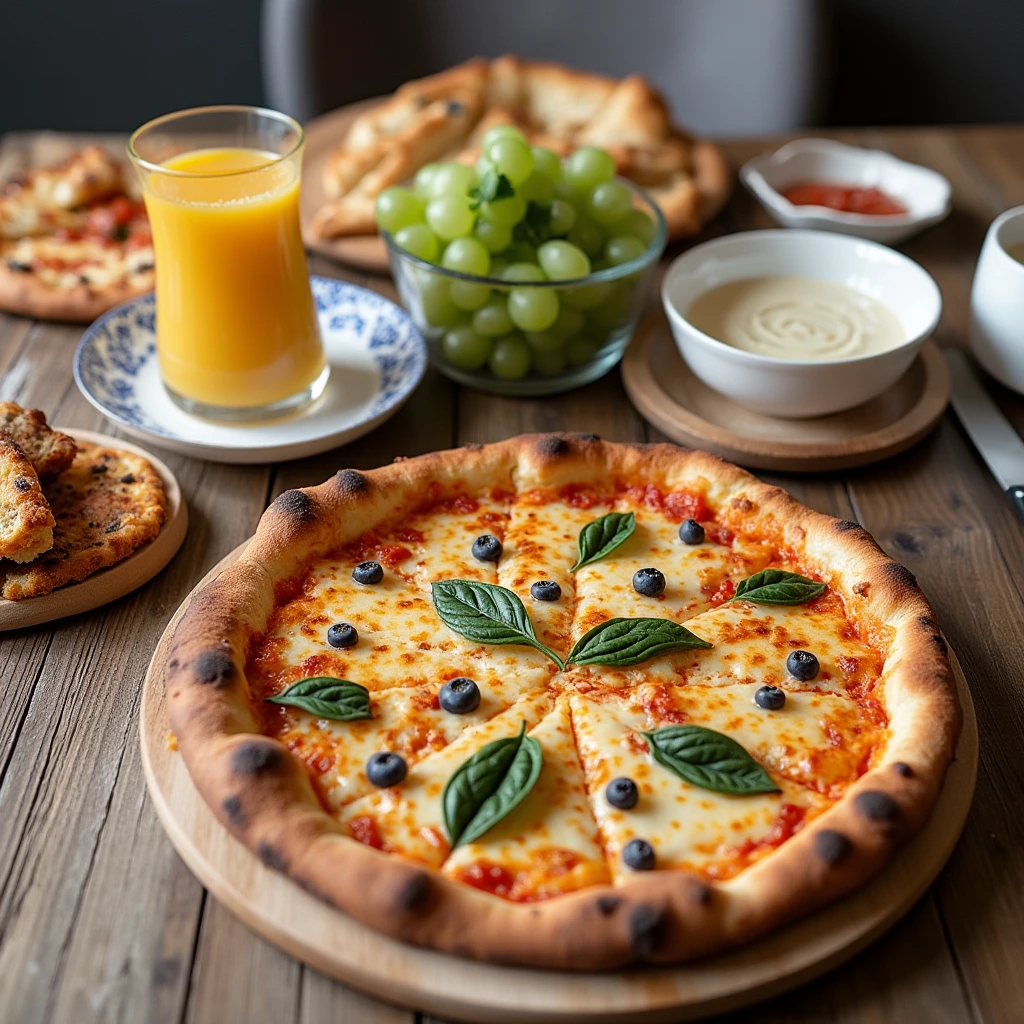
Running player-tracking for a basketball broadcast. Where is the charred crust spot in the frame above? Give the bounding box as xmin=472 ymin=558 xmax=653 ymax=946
xmin=731 ymin=497 xmax=754 ymax=512
xmin=257 ymin=841 xmax=287 ymax=871
xmin=334 ymin=468 xmax=368 ymax=495
xmin=274 ymin=488 xmax=314 ymax=522
xmin=932 ymin=632 xmax=948 ymax=654
xmin=853 ymin=582 xmax=871 ymax=597
xmin=882 ymin=561 xmax=918 ymax=591
xmin=535 ymin=434 xmax=570 ymax=458
xmin=595 ymin=895 xmax=621 ymax=916
xmin=692 ymin=881 xmax=713 ymax=907
xmin=168 ymin=657 xmax=180 ymax=672
xmin=462 ymin=442 xmax=483 ymax=451
xmin=573 ymin=432 xmax=600 ymax=443
xmin=628 ymin=904 xmax=666 ymax=959
xmin=835 ymin=519 xmax=861 ymax=532
xmin=221 ymin=795 xmax=245 ymax=827
xmin=14 ymin=476 xmax=31 ymax=492
xmin=815 ymin=829 xmax=853 ymax=867
xmin=192 ymin=649 xmax=236 ymax=688
xmin=394 ymin=871 xmax=432 ymax=913
xmin=892 ymin=761 xmax=914 ymax=778
xmin=230 ymin=739 xmax=283 ymax=777
xmin=855 ymin=790 xmax=902 ymax=831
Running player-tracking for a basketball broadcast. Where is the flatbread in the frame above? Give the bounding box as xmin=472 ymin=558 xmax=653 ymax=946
xmin=0 ymin=402 xmax=77 ymax=481
xmin=0 ymin=437 xmax=54 ymax=563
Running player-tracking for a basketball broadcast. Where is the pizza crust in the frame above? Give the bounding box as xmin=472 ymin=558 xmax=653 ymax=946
xmin=0 ymin=260 xmax=153 ymax=322
xmin=165 ymin=435 xmax=960 ymax=968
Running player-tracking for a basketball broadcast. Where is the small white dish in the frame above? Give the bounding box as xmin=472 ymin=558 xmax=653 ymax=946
xmin=74 ymin=277 xmax=427 ymax=464
xmin=661 ymin=230 xmax=942 ymax=419
xmin=969 ymin=205 xmax=1024 ymax=395
xmin=741 ymin=139 xmax=952 ymax=244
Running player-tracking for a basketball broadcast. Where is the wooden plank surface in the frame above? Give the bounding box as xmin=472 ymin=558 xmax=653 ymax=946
xmin=1 ymin=126 xmax=1022 ymax=1024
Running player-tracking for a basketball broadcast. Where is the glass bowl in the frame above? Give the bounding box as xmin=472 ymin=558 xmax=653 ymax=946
xmin=384 ymin=179 xmax=667 ymax=396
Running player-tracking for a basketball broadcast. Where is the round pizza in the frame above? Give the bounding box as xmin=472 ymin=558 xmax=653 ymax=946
xmin=166 ymin=434 xmax=960 ymax=968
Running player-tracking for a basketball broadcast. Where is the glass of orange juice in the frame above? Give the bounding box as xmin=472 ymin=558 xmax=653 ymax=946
xmin=128 ymin=106 xmax=328 ymax=421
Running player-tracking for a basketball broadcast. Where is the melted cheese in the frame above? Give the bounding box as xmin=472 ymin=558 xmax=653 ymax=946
xmin=340 ymin=692 xmax=553 ymax=868
xmin=569 ymin=693 xmax=829 ymax=881
xmin=443 ymin=699 xmax=611 ymax=900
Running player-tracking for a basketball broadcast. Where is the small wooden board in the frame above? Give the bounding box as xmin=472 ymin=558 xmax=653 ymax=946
xmin=622 ymin=316 xmax=951 ymax=472
xmin=0 ymin=430 xmax=187 ymax=631
xmin=140 ymin=544 xmax=976 ymax=1024
xmin=302 ymin=100 xmax=391 ymax=275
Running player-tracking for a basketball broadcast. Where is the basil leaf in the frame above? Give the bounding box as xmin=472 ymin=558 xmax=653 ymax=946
xmin=571 ymin=511 xmax=636 ymax=571
xmin=473 ymin=169 xmax=515 ymax=206
xmin=513 ymin=201 xmax=553 ymax=246
xmin=431 ymin=579 xmax=564 ymax=669
xmin=265 ymin=677 xmax=372 ymax=721
xmin=731 ymin=569 xmax=826 ymax=605
xmin=566 ymin=617 xmax=712 ymax=667
xmin=643 ymin=725 xmax=780 ymax=795
xmin=443 ymin=721 xmax=544 ymax=846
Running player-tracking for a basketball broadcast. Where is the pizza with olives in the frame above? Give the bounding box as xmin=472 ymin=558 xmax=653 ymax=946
xmin=165 ymin=434 xmax=960 ymax=968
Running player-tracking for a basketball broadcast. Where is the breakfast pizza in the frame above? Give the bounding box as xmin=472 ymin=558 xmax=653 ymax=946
xmin=166 ymin=433 xmax=960 ymax=968
xmin=0 ymin=145 xmax=154 ymax=322
xmin=313 ymin=56 xmax=731 ymax=242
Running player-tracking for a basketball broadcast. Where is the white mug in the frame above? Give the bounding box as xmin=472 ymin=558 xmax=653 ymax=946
xmin=970 ymin=205 xmax=1024 ymax=394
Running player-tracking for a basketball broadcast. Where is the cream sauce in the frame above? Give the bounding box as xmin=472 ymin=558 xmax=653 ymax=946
xmin=686 ymin=276 xmax=905 ymax=361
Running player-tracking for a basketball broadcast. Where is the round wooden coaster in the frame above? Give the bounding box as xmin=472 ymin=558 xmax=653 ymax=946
xmin=622 ymin=316 xmax=951 ymax=472
xmin=302 ymin=100 xmax=391 ymax=275
xmin=0 ymin=430 xmax=187 ymax=631
xmin=140 ymin=544 xmax=976 ymax=1024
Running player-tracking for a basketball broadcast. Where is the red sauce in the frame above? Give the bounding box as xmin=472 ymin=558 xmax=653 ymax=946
xmin=704 ymin=523 xmax=734 ymax=546
xmin=782 ymin=182 xmax=908 ymax=217
xmin=456 ymin=861 xmax=516 ymax=897
xmin=557 ymin=484 xmax=613 ymax=509
xmin=421 ymin=493 xmax=479 ymax=516
xmin=733 ymin=802 xmax=808 ymax=860
xmin=641 ymin=686 xmax=689 ymax=724
xmin=348 ymin=815 xmax=385 ymax=850
xmin=707 ymin=577 xmax=736 ymax=606
xmin=665 ymin=491 xmax=711 ymax=523
xmin=393 ymin=526 xmax=425 ymax=543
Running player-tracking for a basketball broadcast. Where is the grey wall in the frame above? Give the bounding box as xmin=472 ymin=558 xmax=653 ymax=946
xmin=0 ymin=0 xmax=1021 ymax=135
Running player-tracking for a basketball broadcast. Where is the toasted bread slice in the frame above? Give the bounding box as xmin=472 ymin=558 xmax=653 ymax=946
xmin=0 ymin=437 xmax=55 ymax=564
xmin=2 ymin=442 xmax=166 ymax=600
xmin=0 ymin=402 xmax=77 ymax=481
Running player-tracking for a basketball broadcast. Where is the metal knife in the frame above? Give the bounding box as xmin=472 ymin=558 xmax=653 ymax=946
xmin=944 ymin=348 xmax=1024 ymax=523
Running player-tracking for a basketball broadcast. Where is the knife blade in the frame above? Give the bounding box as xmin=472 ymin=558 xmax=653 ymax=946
xmin=944 ymin=348 xmax=1024 ymax=523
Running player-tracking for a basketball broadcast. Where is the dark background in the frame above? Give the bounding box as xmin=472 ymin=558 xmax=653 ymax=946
xmin=0 ymin=0 xmax=1020 ymax=135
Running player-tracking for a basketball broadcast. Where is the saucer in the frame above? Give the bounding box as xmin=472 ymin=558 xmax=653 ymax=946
xmin=73 ymin=277 xmax=426 ymax=464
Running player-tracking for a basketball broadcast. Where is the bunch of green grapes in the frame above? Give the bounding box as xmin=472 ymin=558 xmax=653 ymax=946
xmin=375 ymin=126 xmax=659 ymax=380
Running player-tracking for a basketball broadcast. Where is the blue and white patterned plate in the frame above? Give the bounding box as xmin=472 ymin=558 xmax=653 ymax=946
xmin=74 ymin=277 xmax=426 ymax=464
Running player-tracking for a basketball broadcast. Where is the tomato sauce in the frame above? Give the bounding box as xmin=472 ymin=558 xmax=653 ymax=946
xmin=348 ymin=815 xmax=385 ymax=850
xmin=456 ymin=861 xmax=516 ymax=897
xmin=782 ymin=182 xmax=908 ymax=216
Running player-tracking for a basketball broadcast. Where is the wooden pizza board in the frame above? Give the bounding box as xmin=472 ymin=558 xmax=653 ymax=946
xmin=140 ymin=543 xmax=976 ymax=1023
xmin=0 ymin=430 xmax=187 ymax=631
xmin=302 ymin=100 xmax=392 ymax=276
xmin=621 ymin=315 xmax=951 ymax=472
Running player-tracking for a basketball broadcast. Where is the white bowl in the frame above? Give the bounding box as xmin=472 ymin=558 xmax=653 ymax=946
xmin=661 ymin=230 xmax=943 ymax=418
xmin=969 ymin=205 xmax=1024 ymax=395
xmin=740 ymin=139 xmax=952 ymax=245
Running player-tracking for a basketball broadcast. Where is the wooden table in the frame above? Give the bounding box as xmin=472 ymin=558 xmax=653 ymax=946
xmin=1 ymin=126 xmax=1023 ymax=1024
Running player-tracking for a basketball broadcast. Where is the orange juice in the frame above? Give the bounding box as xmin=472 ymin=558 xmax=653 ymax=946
xmin=141 ymin=146 xmax=325 ymax=412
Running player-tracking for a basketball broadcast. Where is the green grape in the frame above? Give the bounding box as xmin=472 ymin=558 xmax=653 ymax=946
xmin=612 ymin=208 xmax=657 ymax=246
xmin=474 ymin=217 xmax=513 ymax=254
xmin=605 ymin=235 xmax=647 ymax=266
xmin=419 ymin=273 xmax=461 ymax=326
xmin=441 ymin=236 xmax=491 ymax=276
xmin=504 ymin=241 xmax=538 ymax=265
xmin=567 ymin=216 xmax=604 ymax=258
xmin=414 ymin=163 xmax=441 ymax=201
xmin=375 ymin=187 xmax=424 ymax=233
xmin=481 ymin=192 xmax=526 ymax=227
xmin=531 ymin=347 xmax=567 ymax=376
xmin=481 ymin=124 xmax=526 ymax=150
xmin=565 ymin=335 xmax=599 ymax=367
xmin=488 ymin=333 xmax=532 ymax=380
xmin=472 ymin=295 xmax=515 ymax=336
xmin=537 ymin=240 xmax=591 ymax=281
xmin=502 ymin=262 xmax=547 ymax=283
xmin=442 ymin=325 xmax=491 ymax=370
xmin=508 ymin=287 xmax=559 ymax=332
xmin=486 ymin=137 xmax=534 ymax=186
xmin=553 ymin=179 xmax=577 ymax=201
xmin=517 ymin=171 xmax=554 ymax=205
xmin=394 ymin=224 xmax=440 ymax=263
xmin=531 ymin=146 xmax=563 ymax=183
xmin=489 ymin=256 xmax=510 ymax=278
xmin=426 ymin=196 xmax=475 ymax=240
xmin=561 ymin=279 xmax=614 ymax=310
xmin=564 ymin=146 xmax=615 ymax=192
xmin=587 ymin=283 xmax=633 ymax=332
xmin=450 ymin=281 xmax=491 ymax=310
xmin=429 ymin=162 xmax=476 ymax=199
xmin=588 ymin=181 xmax=633 ymax=226
xmin=548 ymin=197 xmax=576 ymax=236
xmin=525 ymin=305 xmax=586 ymax=352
